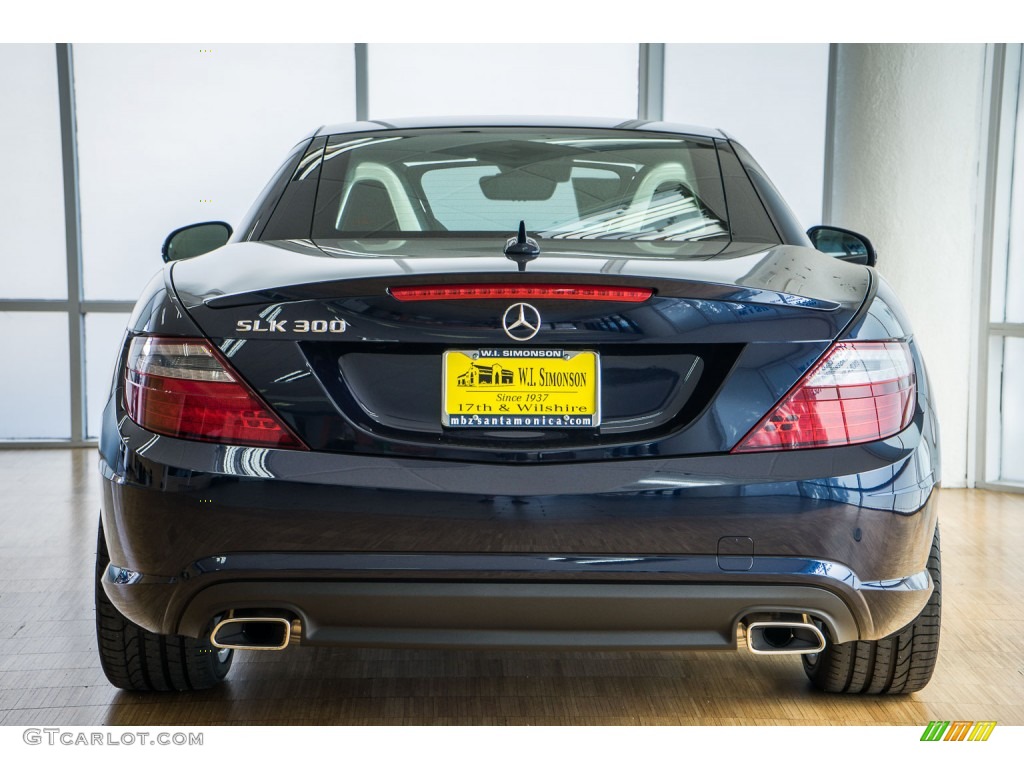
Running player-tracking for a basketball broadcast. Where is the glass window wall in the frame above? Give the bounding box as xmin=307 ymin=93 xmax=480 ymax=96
xmin=74 ymin=44 xmax=356 ymax=301
xmin=0 ymin=44 xmax=67 ymax=299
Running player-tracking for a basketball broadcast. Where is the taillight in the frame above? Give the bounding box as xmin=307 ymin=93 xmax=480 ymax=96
xmin=732 ymin=341 xmax=916 ymax=452
xmin=124 ymin=337 xmax=306 ymax=449
xmin=389 ymin=284 xmax=653 ymax=302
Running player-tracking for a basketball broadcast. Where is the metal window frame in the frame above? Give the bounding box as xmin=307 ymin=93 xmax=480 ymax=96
xmin=821 ymin=43 xmax=838 ymax=225
xmin=975 ymin=43 xmax=1024 ymax=492
xmin=638 ymin=43 xmax=664 ymax=122
xmin=355 ymin=43 xmax=368 ymax=122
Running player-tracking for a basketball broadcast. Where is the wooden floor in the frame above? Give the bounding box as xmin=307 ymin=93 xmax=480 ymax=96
xmin=1 ymin=448 xmax=1022 ymax=726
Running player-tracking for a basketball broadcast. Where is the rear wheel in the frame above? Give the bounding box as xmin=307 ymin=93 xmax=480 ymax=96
xmin=94 ymin=522 xmax=233 ymax=691
xmin=802 ymin=524 xmax=941 ymax=694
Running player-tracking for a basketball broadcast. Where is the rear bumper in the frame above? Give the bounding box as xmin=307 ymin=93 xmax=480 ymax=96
xmin=99 ymin=416 xmax=939 ymax=648
xmin=103 ymin=553 xmax=931 ymax=650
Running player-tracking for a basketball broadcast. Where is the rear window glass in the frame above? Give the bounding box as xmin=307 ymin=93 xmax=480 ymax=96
xmin=311 ymin=129 xmax=731 ymax=242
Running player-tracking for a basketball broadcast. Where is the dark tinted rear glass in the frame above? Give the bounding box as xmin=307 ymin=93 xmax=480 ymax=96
xmin=311 ymin=129 xmax=732 ymax=242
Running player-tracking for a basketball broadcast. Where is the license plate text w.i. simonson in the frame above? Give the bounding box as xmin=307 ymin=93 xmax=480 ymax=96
xmin=442 ymin=349 xmax=601 ymax=428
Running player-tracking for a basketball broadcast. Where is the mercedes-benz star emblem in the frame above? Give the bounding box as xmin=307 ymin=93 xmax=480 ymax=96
xmin=502 ymin=302 xmax=542 ymax=341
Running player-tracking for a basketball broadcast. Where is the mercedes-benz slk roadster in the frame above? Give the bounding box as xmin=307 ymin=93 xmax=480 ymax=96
xmin=96 ymin=118 xmax=940 ymax=694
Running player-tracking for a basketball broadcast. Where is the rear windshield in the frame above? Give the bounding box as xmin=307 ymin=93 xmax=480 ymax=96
xmin=311 ymin=129 xmax=732 ymax=242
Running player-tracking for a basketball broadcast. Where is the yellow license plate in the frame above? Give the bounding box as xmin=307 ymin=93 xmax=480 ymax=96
xmin=443 ymin=349 xmax=600 ymax=428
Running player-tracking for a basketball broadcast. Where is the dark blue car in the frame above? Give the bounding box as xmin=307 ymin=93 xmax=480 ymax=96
xmin=95 ymin=118 xmax=940 ymax=695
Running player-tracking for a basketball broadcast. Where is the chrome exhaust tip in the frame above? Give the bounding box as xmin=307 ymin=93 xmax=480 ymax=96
xmin=210 ymin=616 xmax=293 ymax=651
xmin=745 ymin=620 xmax=827 ymax=655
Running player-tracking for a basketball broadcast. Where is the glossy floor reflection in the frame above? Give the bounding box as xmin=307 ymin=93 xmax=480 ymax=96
xmin=0 ymin=449 xmax=1021 ymax=725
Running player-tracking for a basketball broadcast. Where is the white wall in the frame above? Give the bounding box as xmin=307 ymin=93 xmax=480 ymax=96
xmin=829 ymin=44 xmax=988 ymax=486
xmin=663 ymin=44 xmax=829 ymax=228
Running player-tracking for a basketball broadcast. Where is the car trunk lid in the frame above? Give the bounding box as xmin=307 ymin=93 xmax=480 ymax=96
xmin=170 ymin=238 xmax=871 ymax=461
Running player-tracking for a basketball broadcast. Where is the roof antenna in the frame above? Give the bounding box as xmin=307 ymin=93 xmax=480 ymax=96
xmin=504 ymin=220 xmax=541 ymax=272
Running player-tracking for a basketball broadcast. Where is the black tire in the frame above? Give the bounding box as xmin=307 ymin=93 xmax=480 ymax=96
xmin=95 ymin=522 xmax=233 ymax=692
xmin=803 ymin=524 xmax=941 ymax=694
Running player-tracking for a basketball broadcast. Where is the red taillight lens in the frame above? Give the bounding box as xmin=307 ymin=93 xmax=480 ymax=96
xmin=389 ymin=284 xmax=653 ymax=302
xmin=124 ymin=337 xmax=306 ymax=449
xmin=732 ymin=341 xmax=916 ymax=453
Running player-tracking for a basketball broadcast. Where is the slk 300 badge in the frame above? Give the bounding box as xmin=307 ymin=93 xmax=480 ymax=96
xmin=236 ymin=319 xmax=350 ymax=333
